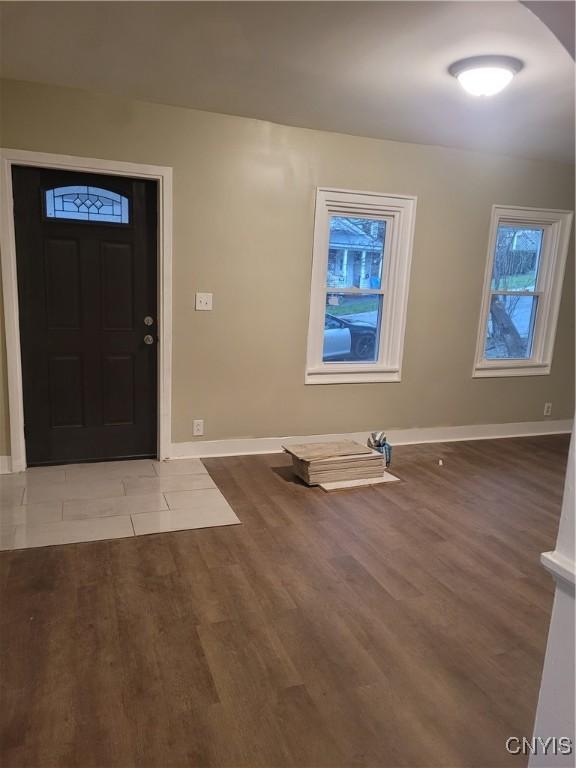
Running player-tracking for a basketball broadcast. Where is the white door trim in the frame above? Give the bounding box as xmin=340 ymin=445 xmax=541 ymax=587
xmin=0 ymin=148 xmax=173 ymax=472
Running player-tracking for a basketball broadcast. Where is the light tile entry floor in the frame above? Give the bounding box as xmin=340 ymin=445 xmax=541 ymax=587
xmin=0 ymin=458 xmax=240 ymax=551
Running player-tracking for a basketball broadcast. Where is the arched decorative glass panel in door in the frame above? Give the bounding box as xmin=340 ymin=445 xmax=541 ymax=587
xmin=44 ymin=185 xmax=129 ymax=224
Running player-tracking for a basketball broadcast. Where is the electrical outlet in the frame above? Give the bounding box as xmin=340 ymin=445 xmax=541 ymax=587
xmin=543 ymin=402 xmax=552 ymax=417
xmin=193 ymin=419 xmax=204 ymax=436
xmin=195 ymin=292 xmax=213 ymax=311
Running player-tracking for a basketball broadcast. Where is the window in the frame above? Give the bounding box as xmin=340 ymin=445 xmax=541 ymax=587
xmin=474 ymin=205 xmax=573 ymax=377
xmin=45 ymin=186 xmax=129 ymax=224
xmin=306 ymin=188 xmax=417 ymax=384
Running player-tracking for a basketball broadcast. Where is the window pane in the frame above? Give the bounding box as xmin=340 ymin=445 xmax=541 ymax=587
xmin=484 ymin=295 xmax=538 ymax=359
xmin=44 ymin=186 xmax=130 ymax=224
xmin=327 ymin=217 xmax=385 ymax=289
xmin=323 ymin=293 xmax=381 ymax=362
xmin=491 ymin=226 xmax=543 ymax=291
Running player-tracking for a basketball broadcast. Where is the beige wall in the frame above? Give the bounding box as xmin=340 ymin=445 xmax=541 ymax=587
xmin=0 ymin=79 xmax=574 ymax=453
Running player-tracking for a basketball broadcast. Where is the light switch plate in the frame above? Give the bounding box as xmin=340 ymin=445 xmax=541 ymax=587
xmin=195 ymin=292 xmax=213 ymax=311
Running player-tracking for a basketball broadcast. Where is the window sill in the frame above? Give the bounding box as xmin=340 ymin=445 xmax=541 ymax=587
xmin=305 ymin=368 xmax=401 ymax=385
xmin=473 ymin=362 xmax=551 ymax=378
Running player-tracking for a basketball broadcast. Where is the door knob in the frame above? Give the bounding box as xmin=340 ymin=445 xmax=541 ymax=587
xmin=144 ymin=316 xmax=154 ymax=326
xmin=144 ymin=335 xmax=154 ymax=345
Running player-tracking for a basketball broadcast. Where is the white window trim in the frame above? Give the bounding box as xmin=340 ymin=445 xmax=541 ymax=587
xmin=305 ymin=188 xmax=417 ymax=385
xmin=473 ymin=205 xmax=573 ymax=379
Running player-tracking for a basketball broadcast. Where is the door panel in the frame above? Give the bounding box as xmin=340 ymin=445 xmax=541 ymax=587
xmin=13 ymin=166 xmax=158 ymax=465
xmin=103 ymin=355 xmax=135 ymax=426
xmin=44 ymin=239 xmax=81 ymax=329
xmin=101 ymin=242 xmax=134 ymax=330
xmin=49 ymin=356 xmax=84 ymax=428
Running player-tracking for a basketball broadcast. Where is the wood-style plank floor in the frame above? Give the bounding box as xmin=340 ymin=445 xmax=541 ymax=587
xmin=0 ymin=435 xmax=569 ymax=768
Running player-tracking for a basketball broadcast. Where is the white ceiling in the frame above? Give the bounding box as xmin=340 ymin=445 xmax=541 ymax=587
xmin=1 ymin=1 xmax=574 ymax=163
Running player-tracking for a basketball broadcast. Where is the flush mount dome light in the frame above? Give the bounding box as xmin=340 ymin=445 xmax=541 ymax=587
xmin=449 ymin=55 xmax=524 ymax=96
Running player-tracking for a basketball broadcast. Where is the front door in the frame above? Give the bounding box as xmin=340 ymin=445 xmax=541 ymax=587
xmin=12 ymin=167 xmax=158 ymax=466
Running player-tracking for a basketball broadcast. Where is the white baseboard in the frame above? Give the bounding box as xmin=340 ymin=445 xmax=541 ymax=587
xmin=0 ymin=420 xmax=571 ymax=472
xmin=169 ymin=419 xmax=573 ymax=459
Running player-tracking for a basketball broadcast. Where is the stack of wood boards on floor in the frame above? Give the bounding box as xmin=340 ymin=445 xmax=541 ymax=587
xmin=283 ymin=441 xmax=385 ymax=487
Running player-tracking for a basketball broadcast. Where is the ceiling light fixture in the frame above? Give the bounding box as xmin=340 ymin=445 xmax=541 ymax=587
xmin=449 ymin=55 xmax=524 ymax=96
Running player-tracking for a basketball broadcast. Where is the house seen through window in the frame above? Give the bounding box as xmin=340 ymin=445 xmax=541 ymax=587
xmin=306 ymin=188 xmax=417 ymax=384
xmin=324 ymin=217 xmax=386 ymax=363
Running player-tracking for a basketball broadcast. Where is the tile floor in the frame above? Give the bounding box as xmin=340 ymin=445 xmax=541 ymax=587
xmin=0 ymin=458 xmax=240 ymax=551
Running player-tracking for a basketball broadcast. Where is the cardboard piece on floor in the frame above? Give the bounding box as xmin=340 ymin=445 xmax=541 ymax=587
xmin=283 ymin=441 xmax=373 ymax=461
xmin=319 ymin=471 xmax=400 ymax=492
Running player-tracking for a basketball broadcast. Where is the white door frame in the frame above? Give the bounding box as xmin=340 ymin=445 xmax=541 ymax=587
xmin=0 ymin=148 xmax=173 ymax=472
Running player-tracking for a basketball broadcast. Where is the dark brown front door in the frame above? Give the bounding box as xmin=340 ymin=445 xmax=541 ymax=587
xmin=12 ymin=167 xmax=158 ymax=466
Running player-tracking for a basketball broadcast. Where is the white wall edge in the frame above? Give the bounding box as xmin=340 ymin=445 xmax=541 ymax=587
xmin=541 ymin=551 xmax=576 ymax=588
xmin=168 ymin=418 xmax=573 ymax=459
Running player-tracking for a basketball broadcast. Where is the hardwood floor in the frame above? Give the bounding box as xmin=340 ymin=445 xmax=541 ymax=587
xmin=0 ymin=435 xmax=569 ymax=768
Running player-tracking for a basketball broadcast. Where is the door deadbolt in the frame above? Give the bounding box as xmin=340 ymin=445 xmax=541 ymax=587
xmin=144 ymin=335 xmax=154 ymax=345
xmin=144 ymin=316 xmax=154 ymax=326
